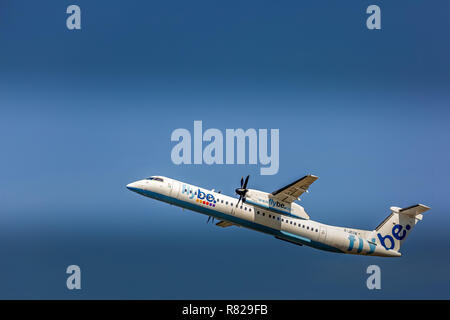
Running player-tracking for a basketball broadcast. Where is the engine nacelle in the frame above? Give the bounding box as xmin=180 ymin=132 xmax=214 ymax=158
xmin=245 ymin=189 xmax=310 ymax=220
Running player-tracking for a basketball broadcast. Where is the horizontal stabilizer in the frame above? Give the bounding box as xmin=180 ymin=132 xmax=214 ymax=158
xmin=390 ymin=204 xmax=430 ymax=220
xmin=399 ymin=204 xmax=430 ymax=216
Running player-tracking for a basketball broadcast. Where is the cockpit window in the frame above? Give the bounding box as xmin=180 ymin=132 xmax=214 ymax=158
xmin=146 ymin=177 xmax=164 ymax=182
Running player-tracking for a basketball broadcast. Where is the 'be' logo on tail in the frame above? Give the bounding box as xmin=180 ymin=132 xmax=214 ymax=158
xmin=377 ymin=224 xmax=410 ymax=250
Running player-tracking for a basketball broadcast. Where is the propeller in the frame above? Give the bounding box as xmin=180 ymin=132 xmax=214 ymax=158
xmin=235 ymin=175 xmax=250 ymax=207
xmin=206 ymin=216 xmax=215 ymax=224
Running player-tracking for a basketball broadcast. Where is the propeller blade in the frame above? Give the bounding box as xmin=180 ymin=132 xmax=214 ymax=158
xmin=243 ymin=175 xmax=250 ymax=189
xmin=240 ymin=176 xmax=244 ymax=188
xmin=236 ymin=196 xmax=241 ymax=207
xmin=207 ymin=216 xmax=211 ymax=223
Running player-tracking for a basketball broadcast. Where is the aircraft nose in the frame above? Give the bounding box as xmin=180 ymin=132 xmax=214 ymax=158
xmin=126 ymin=181 xmax=140 ymax=192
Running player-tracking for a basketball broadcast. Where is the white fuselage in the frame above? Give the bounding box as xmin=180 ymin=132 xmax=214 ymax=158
xmin=126 ymin=176 xmax=400 ymax=257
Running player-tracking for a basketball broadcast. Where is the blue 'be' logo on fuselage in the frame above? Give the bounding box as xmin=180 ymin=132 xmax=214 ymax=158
xmin=182 ymin=185 xmax=216 ymax=207
xmin=197 ymin=189 xmax=215 ymax=202
xmin=377 ymin=224 xmax=411 ymax=250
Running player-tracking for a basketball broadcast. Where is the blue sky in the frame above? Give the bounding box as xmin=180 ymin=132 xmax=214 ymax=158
xmin=0 ymin=1 xmax=449 ymax=298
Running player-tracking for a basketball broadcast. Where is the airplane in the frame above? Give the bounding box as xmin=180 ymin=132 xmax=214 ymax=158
xmin=126 ymin=174 xmax=430 ymax=257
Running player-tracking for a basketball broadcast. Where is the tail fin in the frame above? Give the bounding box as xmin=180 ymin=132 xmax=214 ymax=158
xmin=375 ymin=204 xmax=430 ymax=252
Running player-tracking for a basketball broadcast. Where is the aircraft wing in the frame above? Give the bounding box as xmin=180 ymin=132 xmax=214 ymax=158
xmin=215 ymin=220 xmax=235 ymax=228
xmin=271 ymin=175 xmax=318 ymax=203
